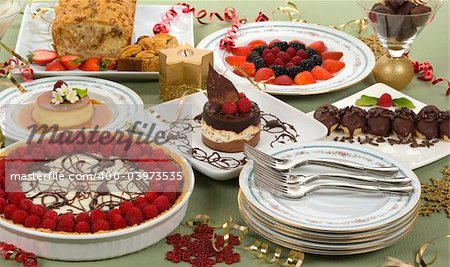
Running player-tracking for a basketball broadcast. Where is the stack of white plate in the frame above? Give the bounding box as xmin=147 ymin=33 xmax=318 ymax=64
xmin=238 ymin=142 xmax=421 ymax=255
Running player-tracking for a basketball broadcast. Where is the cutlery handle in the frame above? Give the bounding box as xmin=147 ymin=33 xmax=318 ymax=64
xmin=314 ymin=173 xmax=411 ymax=184
xmin=303 ymin=158 xmax=399 ymax=175
xmin=314 ymin=183 xmax=414 ymax=195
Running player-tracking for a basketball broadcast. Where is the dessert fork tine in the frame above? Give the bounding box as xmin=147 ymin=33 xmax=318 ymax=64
xmin=244 ymin=144 xmax=399 ymax=175
xmin=253 ymin=164 xmax=414 ymax=199
xmin=253 ymin=162 xmax=411 ymax=186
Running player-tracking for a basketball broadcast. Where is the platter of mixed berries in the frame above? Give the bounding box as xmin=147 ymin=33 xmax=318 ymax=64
xmin=197 ymin=21 xmax=376 ymax=95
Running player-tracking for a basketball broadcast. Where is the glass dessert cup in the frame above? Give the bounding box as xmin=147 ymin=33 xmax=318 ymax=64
xmin=0 ymin=0 xmax=26 ymax=40
xmin=358 ymin=0 xmax=443 ymax=90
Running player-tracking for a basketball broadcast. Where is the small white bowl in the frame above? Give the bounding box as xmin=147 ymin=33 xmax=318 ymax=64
xmin=0 ymin=141 xmax=195 ymax=261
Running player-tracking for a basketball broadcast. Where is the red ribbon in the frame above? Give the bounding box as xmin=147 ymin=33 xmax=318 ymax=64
xmin=412 ymin=60 xmax=450 ymax=96
xmin=153 ymin=3 xmax=268 ymax=51
xmin=0 ymin=242 xmax=37 ymax=267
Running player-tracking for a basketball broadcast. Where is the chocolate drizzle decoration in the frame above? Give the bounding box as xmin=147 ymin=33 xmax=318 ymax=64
xmin=206 ymin=65 xmax=239 ymax=105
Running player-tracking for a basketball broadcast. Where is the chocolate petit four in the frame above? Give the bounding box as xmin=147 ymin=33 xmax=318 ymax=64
xmin=339 ymin=106 xmax=366 ymax=137
xmin=313 ymin=104 xmax=340 ymax=135
xmin=391 ymin=108 xmax=416 ymax=139
xmin=439 ymin=111 xmax=449 ymax=141
xmin=415 ymin=105 xmax=440 ymax=140
xmin=201 ymin=66 xmax=261 ymax=153
xmin=366 ymin=107 xmax=393 ymax=137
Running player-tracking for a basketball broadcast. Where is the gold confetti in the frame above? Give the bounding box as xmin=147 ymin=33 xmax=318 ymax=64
xmin=420 ymin=165 xmax=450 ymax=217
xmin=359 ymin=34 xmax=386 ymax=60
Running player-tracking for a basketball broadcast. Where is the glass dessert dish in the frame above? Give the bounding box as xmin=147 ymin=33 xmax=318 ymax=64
xmin=357 ymin=0 xmax=443 ymax=89
xmin=0 ymin=0 xmax=26 ymax=40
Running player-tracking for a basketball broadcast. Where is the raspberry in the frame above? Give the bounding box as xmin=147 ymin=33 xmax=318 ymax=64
xmin=261 ymin=49 xmax=272 ymax=57
xmin=86 ymin=143 xmax=100 ymax=154
xmin=45 ymin=144 xmax=62 ymax=159
xmin=4 ymin=204 xmax=17 ymax=219
xmin=163 ymin=185 xmax=178 ymax=203
xmin=119 ymin=201 xmax=134 ymax=216
xmin=113 ymin=143 xmax=127 ymax=158
xmin=139 ymin=144 xmax=153 ymax=156
xmin=152 ymin=149 xmax=168 ymax=162
xmin=136 ymin=202 xmax=149 ymax=211
xmin=7 ymin=192 xmax=25 ymax=205
xmin=132 ymin=196 xmax=148 ymax=207
xmin=90 ymin=209 xmax=107 ymax=221
xmin=99 ymin=144 xmax=114 ymax=157
xmin=59 ymin=212 xmax=75 ymax=222
xmin=0 ymin=198 xmax=6 ymax=213
xmin=75 ymin=212 xmax=90 ymax=223
xmin=29 ymin=204 xmax=46 ymax=217
xmin=254 ymin=67 xmax=275 ymax=83
xmin=75 ymin=221 xmax=91 ymax=233
xmin=0 ymin=189 xmax=5 ymax=199
xmin=127 ymin=146 xmax=142 ymax=160
xmin=43 ymin=210 xmax=58 ymax=221
xmin=286 ymin=47 xmax=297 ymax=58
xmin=144 ymin=192 xmax=159 ymax=204
xmin=12 ymin=210 xmax=28 ymax=225
xmin=125 ymin=207 xmax=144 ymax=226
xmin=273 ymin=75 xmax=294 ymax=85
xmin=296 ymin=49 xmax=308 ymax=60
xmin=61 ymin=143 xmax=75 ymax=154
xmin=40 ymin=218 xmax=57 ymax=230
xmin=150 ymin=183 xmax=164 ymax=194
xmin=111 ymin=214 xmax=127 ymax=230
xmin=92 ymin=219 xmax=110 ymax=233
xmin=154 ymin=195 xmax=170 ymax=212
xmin=57 ymin=217 xmax=75 ymax=232
xmin=24 ymin=215 xmax=41 ymax=228
xmin=107 ymin=209 xmax=122 ymax=220
xmin=270 ymin=46 xmax=281 ymax=56
xmin=143 ymin=204 xmax=159 ymax=220
xmin=19 ymin=199 xmax=33 ymax=211
xmin=221 ymin=102 xmax=237 ymax=115
xmin=277 ymin=52 xmax=290 ymax=63
xmin=378 ymin=93 xmax=393 ymax=107
xmin=236 ymin=98 xmax=253 ymax=114
xmin=290 ymin=56 xmax=302 ymax=65
xmin=15 ymin=147 xmax=28 ymax=157
xmin=238 ymin=92 xmax=246 ymax=99
xmin=263 ymin=53 xmax=276 ymax=66
xmin=30 ymin=147 xmax=45 ymax=160
xmin=273 ymin=58 xmax=285 ymax=66
xmin=165 ymin=180 xmax=181 ymax=192
xmin=285 ymin=62 xmax=295 ymax=69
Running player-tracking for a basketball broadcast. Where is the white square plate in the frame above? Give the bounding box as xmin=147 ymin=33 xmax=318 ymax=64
xmin=14 ymin=3 xmax=194 ymax=80
xmin=136 ymin=88 xmax=328 ymax=180
xmin=308 ymin=83 xmax=450 ymax=169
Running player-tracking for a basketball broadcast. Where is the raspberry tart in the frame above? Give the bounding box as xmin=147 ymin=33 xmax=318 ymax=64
xmin=201 ymin=66 xmax=261 ymax=153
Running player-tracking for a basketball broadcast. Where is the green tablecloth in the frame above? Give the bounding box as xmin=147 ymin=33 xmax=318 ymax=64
xmin=1 ymin=1 xmax=449 ymax=266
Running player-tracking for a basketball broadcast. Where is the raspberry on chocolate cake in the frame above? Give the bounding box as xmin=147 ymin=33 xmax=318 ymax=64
xmin=415 ymin=105 xmax=440 ymax=140
xmin=313 ymin=104 xmax=340 ymax=135
xmin=201 ymin=66 xmax=261 ymax=153
xmin=392 ymin=108 xmax=416 ymax=140
xmin=439 ymin=110 xmax=449 ymax=141
xmin=339 ymin=106 xmax=366 ymax=137
xmin=366 ymin=107 xmax=393 ymax=137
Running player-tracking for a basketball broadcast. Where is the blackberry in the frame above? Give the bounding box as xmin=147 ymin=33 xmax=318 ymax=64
xmin=286 ymin=66 xmax=303 ymax=79
xmin=253 ymin=57 xmax=265 ymax=70
xmin=269 ymin=65 xmax=287 ymax=77
xmin=247 ymin=51 xmax=261 ymax=63
xmin=311 ymin=54 xmax=322 ymax=66
xmin=299 ymin=59 xmax=315 ymax=71
xmin=251 ymin=45 xmax=267 ymax=55
xmin=289 ymin=41 xmax=306 ymax=51
xmin=270 ymin=41 xmax=289 ymax=51
xmin=306 ymin=48 xmax=318 ymax=57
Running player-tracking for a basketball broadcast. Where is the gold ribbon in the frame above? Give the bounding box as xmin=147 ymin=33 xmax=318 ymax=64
xmin=185 ymin=214 xmax=304 ymax=267
xmin=0 ymin=42 xmax=29 ymax=93
xmin=382 ymin=235 xmax=450 ymax=267
xmin=228 ymin=66 xmax=268 ymax=91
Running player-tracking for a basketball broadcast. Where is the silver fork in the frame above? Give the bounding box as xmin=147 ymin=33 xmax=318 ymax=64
xmin=253 ymin=162 xmax=411 ymax=186
xmin=253 ymin=164 xmax=414 ymax=199
xmin=244 ymin=144 xmax=399 ymax=175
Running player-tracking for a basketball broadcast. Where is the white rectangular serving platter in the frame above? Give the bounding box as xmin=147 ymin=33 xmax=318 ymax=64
xmin=13 ymin=2 xmax=194 ymax=80
xmin=308 ymin=83 xmax=450 ymax=169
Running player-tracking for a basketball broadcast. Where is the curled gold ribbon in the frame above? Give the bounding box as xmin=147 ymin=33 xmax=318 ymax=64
xmin=0 ymin=42 xmax=29 ymax=93
xmin=331 ymin=18 xmax=369 ymax=36
xmin=272 ymin=1 xmax=307 ymax=23
xmin=185 ymin=214 xmax=304 ymax=267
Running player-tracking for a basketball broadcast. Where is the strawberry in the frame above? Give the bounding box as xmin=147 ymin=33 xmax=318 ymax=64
xmin=307 ymin=41 xmax=326 ymax=54
xmin=311 ymin=66 xmax=333 ymax=80
xmin=236 ymin=97 xmax=253 ymax=114
xmin=273 ymin=75 xmax=293 ymax=85
xmin=294 ymin=71 xmax=316 ymax=85
xmin=378 ymin=93 xmax=393 ymax=107
xmin=60 ymin=55 xmax=81 ymax=70
xmin=234 ymin=62 xmax=256 ymax=77
xmin=28 ymin=50 xmax=58 ymax=66
xmin=101 ymin=58 xmax=118 ymax=70
xmin=231 ymin=46 xmax=252 ymax=57
xmin=45 ymin=60 xmax=66 ymax=71
xmin=255 ymin=67 xmax=275 ymax=83
xmin=225 ymin=56 xmax=246 ymax=67
xmin=79 ymin=57 xmax=100 ymax=72
xmin=323 ymin=59 xmax=345 ymax=73
xmin=248 ymin=39 xmax=267 ymax=48
xmin=222 ymin=102 xmax=237 ymax=115
xmin=321 ymin=51 xmax=343 ymax=60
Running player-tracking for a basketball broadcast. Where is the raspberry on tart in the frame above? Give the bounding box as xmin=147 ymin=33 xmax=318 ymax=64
xmin=201 ymin=66 xmax=261 ymax=153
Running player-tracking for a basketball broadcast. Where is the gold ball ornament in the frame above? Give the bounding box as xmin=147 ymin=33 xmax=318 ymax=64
xmin=372 ymin=55 xmax=414 ymax=90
